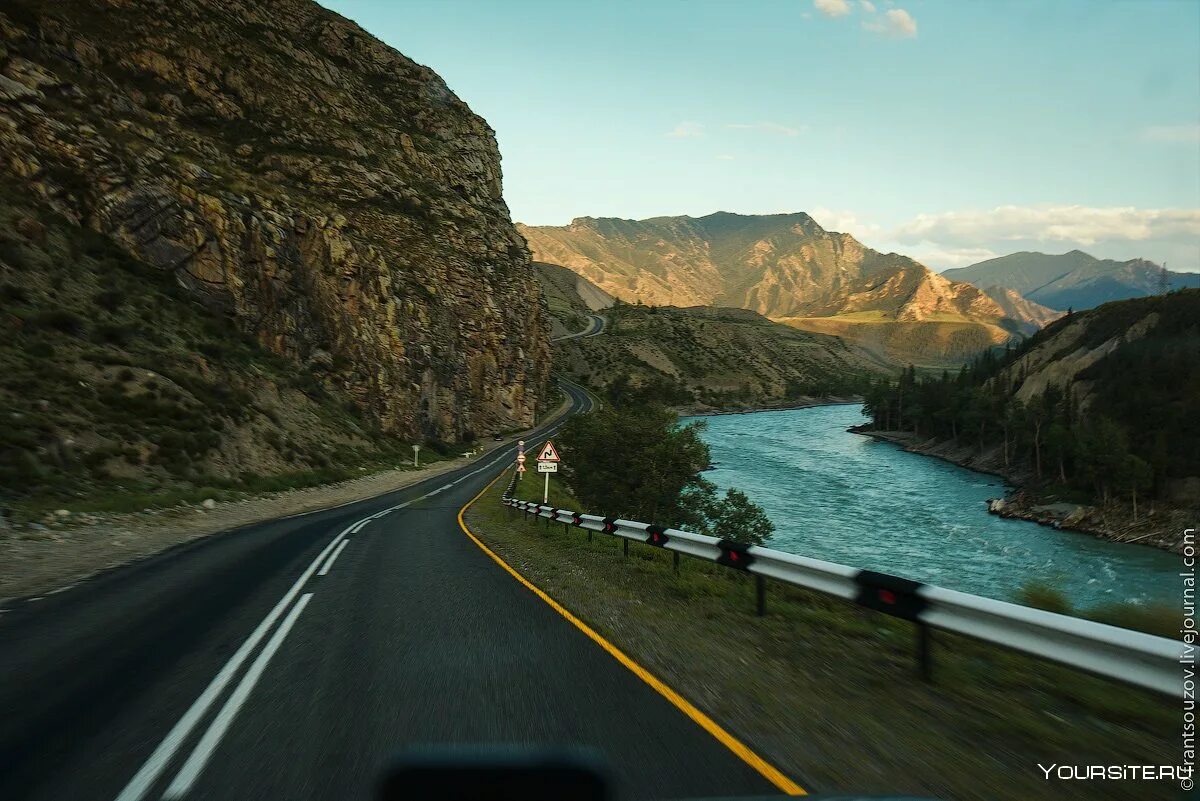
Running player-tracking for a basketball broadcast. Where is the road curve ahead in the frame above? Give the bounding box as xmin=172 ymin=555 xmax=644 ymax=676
xmin=1 ymin=381 xmax=785 ymax=801
xmin=552 ymin=313 xmax=607 ymax=342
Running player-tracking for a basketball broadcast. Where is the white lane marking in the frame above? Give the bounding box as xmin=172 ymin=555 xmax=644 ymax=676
xmin=317 ymin=540 xmax=349 ymax=577
xmin=113 ymin=523 xmax=358 ymax=801
xmin=161 ymin=593 xmax=314 ymax=800
xmin=350 ymin=518 xmax=371 ymax=533
xmin=114 ymin=398 xmax=581 ymax=800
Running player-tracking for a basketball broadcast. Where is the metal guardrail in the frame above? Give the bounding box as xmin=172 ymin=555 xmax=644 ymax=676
xmin=500 ymin=474 xmax=1183 ymax=696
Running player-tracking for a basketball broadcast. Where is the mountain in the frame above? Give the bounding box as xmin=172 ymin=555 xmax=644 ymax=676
xmin=520 ymin=212 xmax=1034 ymax=367
xmin=943 ymin=251 xmax=1185 ymax=311
xmin=0 ymin=0 xmax=548 ymax=498
xmin=554 ymin=303 xmax=891 ymax=412
xmin=518 ymin=212 xmax=927 ymax=318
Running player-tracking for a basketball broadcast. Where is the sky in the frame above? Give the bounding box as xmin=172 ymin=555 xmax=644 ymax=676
xmin=319 ymin=0 xmax=1200 ymax=272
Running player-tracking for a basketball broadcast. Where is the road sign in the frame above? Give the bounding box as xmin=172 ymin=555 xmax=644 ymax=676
xmin=536 ymin=441 xmax=561 ymax=462
xmin=536 ymin=461 xmax=558 ymax=473
xmin=518 ymin=440 xmax=525 ymax=450
xmin=517 ymin=463 xmax=526 ymax=473
xmin=516 ymin=453 xmax=526 ymax=464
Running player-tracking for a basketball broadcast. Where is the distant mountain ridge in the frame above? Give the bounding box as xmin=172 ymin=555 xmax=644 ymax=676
xmin=518 ymin=212 xmax=929 ymax=317
xmin=520 ymin=212 xmax=1052 ymax=366
xmin=943 ymin=250 xmax=1186 ymax=311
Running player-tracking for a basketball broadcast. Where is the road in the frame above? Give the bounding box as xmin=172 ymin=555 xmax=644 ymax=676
xmin=551 ymin=313 xmax=606 ymax=342
xmin=0 ymin=381 xmax=785 ymax=801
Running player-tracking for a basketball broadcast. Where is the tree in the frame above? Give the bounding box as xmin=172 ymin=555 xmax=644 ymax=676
xmin=705 ymin=487 xmax=775 ymax=545
xmin=557 ymin=401 xmax=711 ymax=526
xmin=1122 ymin=454 xmax=1153 ymax=521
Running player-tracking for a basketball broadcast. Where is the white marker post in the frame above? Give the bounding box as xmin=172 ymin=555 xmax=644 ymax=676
xmin=516 ymin=452 xmax=526 ymax=480
xmin=536 ymin=440 xmax=562 ymax=505
xmin=412 ymin=444 xmax=420 ymax=468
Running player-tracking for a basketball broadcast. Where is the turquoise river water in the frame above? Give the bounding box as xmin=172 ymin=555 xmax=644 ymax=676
xmin=684 ymin=404 xmax=1181 ymax=610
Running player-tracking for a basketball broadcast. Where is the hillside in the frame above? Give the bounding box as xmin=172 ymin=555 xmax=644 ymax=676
xmin=943 ymin=250 xmax=1187 ymax=311
xmin=982 ymin=286 xmax=1064 ymax=334
xmin=0 ymin=0 xmax=548 ymax=505
xmin=860 ymin=290 xmax=1200 ymax=549
xmin=769 ymin=261 xmax=1025 ymax=367
xmin=535 ymin=261 xmax=612 ymax=338
xmin=520 ymin=212 xmax=1041 ymax=367
xmin=554 ymin=302 xmax=892 ymax=412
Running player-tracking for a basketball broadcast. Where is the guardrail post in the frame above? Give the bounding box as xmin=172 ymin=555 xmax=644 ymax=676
xmin=917 ymin=623 xmax=933 ymax=682
xmin=755 ymin=575 xmax=766 ymax=617
xmin=623 ymin=538 xmax=629 ymax=558
xmin=672 ymin=551 xmax=680 ymax=572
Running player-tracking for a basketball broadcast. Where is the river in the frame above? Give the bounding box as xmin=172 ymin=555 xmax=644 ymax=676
xmin=683 ymin=404 xmax=1181 ymax=610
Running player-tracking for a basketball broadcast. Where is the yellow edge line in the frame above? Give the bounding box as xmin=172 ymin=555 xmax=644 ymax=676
xmin=456 ymin=468 xmax=807 ymax=796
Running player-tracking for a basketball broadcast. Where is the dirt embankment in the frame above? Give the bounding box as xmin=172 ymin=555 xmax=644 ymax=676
xmin=852 ymin=428 xmax=1192 ymax=554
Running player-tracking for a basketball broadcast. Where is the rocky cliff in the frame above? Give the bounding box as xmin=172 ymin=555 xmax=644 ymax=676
xmin=0 ymin=0 xmax=549 ymax=447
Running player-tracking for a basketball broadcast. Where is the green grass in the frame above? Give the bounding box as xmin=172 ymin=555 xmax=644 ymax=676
xmin=469 ymin=473 xmax=1177 ymax=801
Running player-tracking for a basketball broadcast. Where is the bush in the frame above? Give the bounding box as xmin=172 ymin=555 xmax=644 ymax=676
xmin=1016 ymin=582 xmax=1073 ymax=615
xmin=94 ymin=289 xmax=125 ymax=312
xmin=0 ymin=283 xmax=30 ymax=304
xmin=1087 ymin=602 xmax=1177 ymax=639
xmin=26 ymin=308 xmax=87 ymax=337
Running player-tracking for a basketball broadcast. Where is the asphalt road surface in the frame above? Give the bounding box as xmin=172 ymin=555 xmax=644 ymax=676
xmin=551 ymin=313 xmax=607 ymax=342
xmin=0 ymin=381 xmax=784 ymax=801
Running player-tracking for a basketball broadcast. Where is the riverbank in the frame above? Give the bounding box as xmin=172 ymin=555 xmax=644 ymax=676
xmin=851 ymin=427 xmax=1189 ymax=554
xmin=673 ymin=395 xmax=862 ymax=417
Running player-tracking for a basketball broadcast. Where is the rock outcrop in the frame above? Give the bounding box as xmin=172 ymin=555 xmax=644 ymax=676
xmin=0 ymin=0 xmax=549 ymax=443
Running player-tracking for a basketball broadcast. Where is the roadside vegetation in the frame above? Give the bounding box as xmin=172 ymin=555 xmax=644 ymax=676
xmin=557 ymin=385 xmax=775 ymax=543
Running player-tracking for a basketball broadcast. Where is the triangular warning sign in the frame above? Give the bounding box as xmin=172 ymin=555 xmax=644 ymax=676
xmin=536 ymin=441 xmax=561 ymax=462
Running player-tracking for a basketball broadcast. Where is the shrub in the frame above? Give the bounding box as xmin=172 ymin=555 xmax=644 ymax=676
xmin=0 ymin=283 xmax=30 ymax=304
xmin=26 ymin=308 xmax=87 ymax=337
xmin=94 ymin=289 xmax=125 ymax=312
xmin=1015 ymin=582 xmax=1073 ymax=615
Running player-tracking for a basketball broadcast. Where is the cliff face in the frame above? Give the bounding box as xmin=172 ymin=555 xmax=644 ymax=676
xmin=0 ymin=0 xmax=549 ymax=443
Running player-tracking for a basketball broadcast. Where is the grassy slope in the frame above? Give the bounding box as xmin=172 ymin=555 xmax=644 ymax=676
xmin=779 ymin=314 xmax=1011 ymax=369
xmin=555 ymin=303 xmax=892 ymax=409
xmin=466 ymin=471 xmax=1175 ymax=801
xmin=0 ymin=182 xmax=447 ymax=520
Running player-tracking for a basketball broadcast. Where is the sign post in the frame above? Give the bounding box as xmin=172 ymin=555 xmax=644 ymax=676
xmin=535 ymin=440 xmax=562 ymax=505
xmin=516 ymin=452 xmax=526 ymax=480
xmin=412 ymin=443 xmax=421 ymax=468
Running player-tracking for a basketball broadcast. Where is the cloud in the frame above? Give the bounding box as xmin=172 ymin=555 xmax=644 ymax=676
xmin=810 ymin=207 xmax=882 ymax=237
xmin=1141 ymin=124 xmax=1200 ymax=144
xmin=892 ymin=205 xmax=1200 ymax=247
xmin=726 ymin=122 xmax=805 ymax=136
xmin=666 ymin=121 xmax=704 ymax=138
xmin=859 ymin=0 xmax=876 ymax=11
xmin=905 ymin=246 xmax=1002 ymax=270
xmin=813 ymin=0 xmax=851 ymax=18
xmin=864 ymin=8 xmax=917 ymax=38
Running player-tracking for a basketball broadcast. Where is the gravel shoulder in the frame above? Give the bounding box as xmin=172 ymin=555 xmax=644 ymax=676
xmin=0 ymin=396 xmax=571 ymax=605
